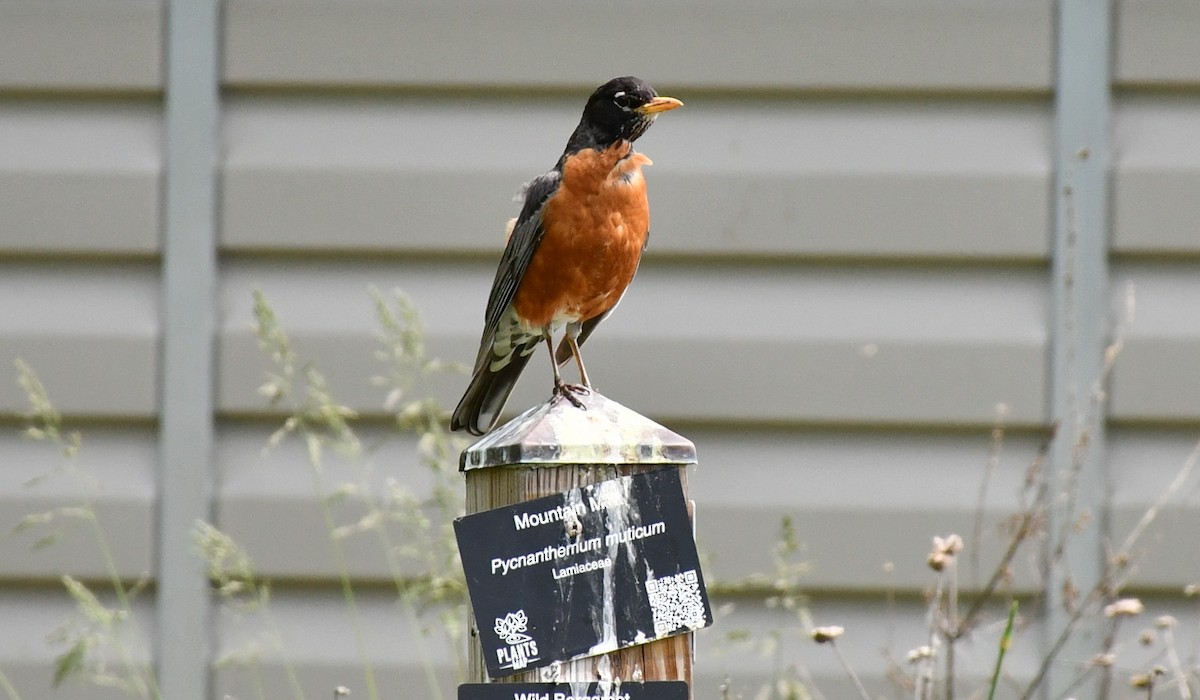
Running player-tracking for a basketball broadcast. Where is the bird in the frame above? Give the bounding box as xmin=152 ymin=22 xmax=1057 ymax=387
xmin=450 ymin=76 xmax=682 ymax=436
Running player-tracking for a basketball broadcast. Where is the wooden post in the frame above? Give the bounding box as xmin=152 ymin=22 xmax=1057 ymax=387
xmin=461 ymin=389 xmax=698 ymax=688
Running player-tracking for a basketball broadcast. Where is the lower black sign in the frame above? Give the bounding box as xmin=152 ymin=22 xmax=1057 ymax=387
xmin=455 ymin=468 xmax=711 ymax=678
xmin=458 ymin=682 xmax=688 ymax=700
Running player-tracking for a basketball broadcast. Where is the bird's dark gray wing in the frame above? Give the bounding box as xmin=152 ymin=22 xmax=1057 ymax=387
xmin=475 ymin=170 xmax=562 ymax=363
xmin=451 ymin=170 xmax=562 ymax=435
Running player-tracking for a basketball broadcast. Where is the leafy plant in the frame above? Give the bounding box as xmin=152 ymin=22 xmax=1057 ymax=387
xmin=238 ymin=290 xmax=467 ymax=700
xmin=12 ymin=360 xmax=160 ymax=699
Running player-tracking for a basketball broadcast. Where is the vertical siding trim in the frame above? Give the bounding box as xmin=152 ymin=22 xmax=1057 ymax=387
xmin=158 ymin=1 xmax=220 ymax=698
xmin=1045 ymin=0 xmax=1112 ymax=697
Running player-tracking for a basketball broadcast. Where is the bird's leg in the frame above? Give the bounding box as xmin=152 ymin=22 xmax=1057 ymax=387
xmin=564 ymin=323 xmax=591 ymax=388
xmin=544 ymin=332 xmax=586 ymax=408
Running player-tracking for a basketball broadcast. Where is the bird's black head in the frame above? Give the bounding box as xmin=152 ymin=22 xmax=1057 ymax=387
xmin=563 ymin=76 xmax=682 ymax=155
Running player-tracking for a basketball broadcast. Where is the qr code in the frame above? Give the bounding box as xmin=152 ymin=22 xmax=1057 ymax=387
xmin=646 ymin=569 xmax=707 ymax=636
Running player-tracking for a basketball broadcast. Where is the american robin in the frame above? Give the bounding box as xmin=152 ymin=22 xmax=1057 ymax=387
xmin=450 ymin=76 xmax=682 ymax=435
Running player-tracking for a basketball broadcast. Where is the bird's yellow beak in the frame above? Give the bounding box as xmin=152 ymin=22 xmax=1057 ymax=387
xmin=636 ymin=96 xmax=683 ymax=115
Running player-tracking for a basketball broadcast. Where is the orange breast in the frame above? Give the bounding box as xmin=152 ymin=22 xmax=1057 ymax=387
xmin=513 ymin=141 xmax=651 ymax=329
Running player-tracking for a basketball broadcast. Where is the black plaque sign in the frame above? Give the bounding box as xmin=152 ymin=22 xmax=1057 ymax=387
xmin=455 ymin=468 xmax=711 ymax=677
xmin=458 ymin=681 xmax=688 ymax=700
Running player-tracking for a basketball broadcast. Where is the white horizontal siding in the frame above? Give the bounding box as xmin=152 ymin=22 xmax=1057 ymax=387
xmin=213 ymin=589 xmax=460 ymax=699
xmin=0 ymin=102 xmax=161 ymax=254
xmin=1115 ymin=0 xmax=1200 ymax=86
xmin=0 ymin=589 xmax=155 ymax=700
xmin=696 ymin=430 xmax=1048 ymax=592
xmin=0 ymin=431 xmax=156 ymax=580
xmin=215 ymin=425 xmax=454 ymax=580
xmin=0 ymin=4 xmax=165 ymax=684
xmin=1109 ymin=429 xmax=1200 ymax=588
xmin=223 ymin=0 xmax=1053 ymax=91
xmin=1111 ymin=263 xmax=1200 ymax=421
xmin=0 ymin=1 xmax=162 ymax=91
xmin=0 ymin=264 xmax=158 ymax=417
xmin=223 ymin=97 xmax=1052 ymax=259
xmin=215 ymin=423 xmax=1200 ymax=592
xmin=2 ymin=423 xmax=1191 ymax=600
xmin=216 ymin=424 xmax=1045 ymax=588
xmin=700 ymin=596 xmax=1043 ymax=697
xmin=217 ymin=261 xmax=1047 ymax=426
xmin=1113 ymin=97 xmax=1200 ymax=254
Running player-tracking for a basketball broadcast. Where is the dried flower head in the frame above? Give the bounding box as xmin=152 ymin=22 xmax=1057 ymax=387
xmin=907 ymin=645 xmax=934 ymax=663
xmin=927 ymin=534 xmax=963 ymax=571
xmin=935 ymin=534 xmax=964 ymax=555
xmin=1185 ymin=583 xmax=1200 ymax=597
xmin=1104 ymin=598 xmax=1144 ymax=618
xmin=1139 ymin=629 xmax=1156 ymax=646
xmin=810 ymin=625 xmax=844 ymax=644
xmin=1089 ymin=653 xmax=1117 ymax=668
xmin=1155 ymin=615 xmax=1177 ymax=630
xmin=1131 ymin=667 xmax=1167 ymax=688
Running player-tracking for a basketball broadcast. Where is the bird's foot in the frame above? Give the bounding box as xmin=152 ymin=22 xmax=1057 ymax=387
xmin=553 ymin=379 xmax=589 ymax=409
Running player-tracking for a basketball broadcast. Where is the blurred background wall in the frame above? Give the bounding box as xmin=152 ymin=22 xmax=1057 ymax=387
xmin=1 ymin=1 xmax=1199 ymax=698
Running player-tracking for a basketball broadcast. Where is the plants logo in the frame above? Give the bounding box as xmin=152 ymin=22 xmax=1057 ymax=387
xmin=494 ymin=609 xmax=540 ymax=671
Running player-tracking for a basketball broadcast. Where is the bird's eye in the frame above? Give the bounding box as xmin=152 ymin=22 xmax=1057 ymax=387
xmin=613 ymin=92 xmax=631 ymax=109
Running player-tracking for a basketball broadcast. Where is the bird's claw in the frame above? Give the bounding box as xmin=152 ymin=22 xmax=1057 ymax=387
xmin=553 ymin=380 xmax=589 ymax=409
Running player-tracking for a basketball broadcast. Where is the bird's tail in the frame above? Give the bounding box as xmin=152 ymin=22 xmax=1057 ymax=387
xmin=450 ymin=352 xmax=534 ymax=436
